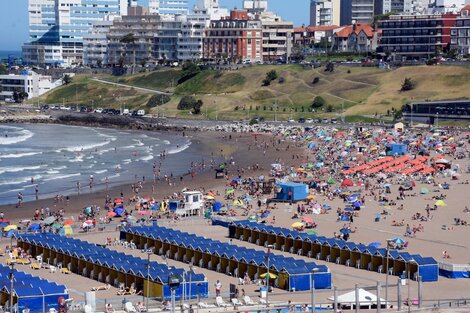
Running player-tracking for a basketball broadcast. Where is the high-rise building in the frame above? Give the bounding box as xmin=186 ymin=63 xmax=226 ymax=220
xmin=259 ymin=11 xmax=293 ymax=62
xmin=430 ymin=0 xmax=467 ymax=13
xmin=149 ymin=0 xmax=189 ymax=16
xmin=351 ymin=0 xmax=375 ymax=24
xmin=83 ymin=20 xmax=113 ymax=66
xmin=23 ymin=0 xmax=129 ymax=66
xmin=310 ymin=0 xmax=341 ymax=26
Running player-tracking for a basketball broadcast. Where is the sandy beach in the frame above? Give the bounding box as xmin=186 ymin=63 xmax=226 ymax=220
xmin=1 ymin=122 xmax=470 ymax=312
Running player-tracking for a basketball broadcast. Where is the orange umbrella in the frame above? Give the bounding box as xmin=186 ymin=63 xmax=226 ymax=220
xmin=107 ymin=212 xmax=117 ymax=217
xmin=63 ymin=221 xmax=74 ymax=226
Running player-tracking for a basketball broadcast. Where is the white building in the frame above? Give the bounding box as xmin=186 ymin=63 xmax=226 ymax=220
xmin=310 ymin=0 xmax=341 ymax=26
xmin=177 ymin=0 xmax=228 ymax=61
xmin=83 ymin=21 xmax=113 ymax=66
xmin=243 ymin=0 xmax=268 ymax=13
xmin=430 ymin=0 xmax=467 ymax=13
xmin=451 ymin=5 xmax=470 ymax=55
xmin=259 ymin=11 xmax=294 ymax=62
xmin=0 ymin=71 xmax=65 ymax=101
xmin=382 ymin=0 xmax=429 ymax=14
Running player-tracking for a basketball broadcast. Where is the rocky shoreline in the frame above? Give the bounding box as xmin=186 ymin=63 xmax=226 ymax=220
xmin=0 ymin=112 xmax=195 ymax=132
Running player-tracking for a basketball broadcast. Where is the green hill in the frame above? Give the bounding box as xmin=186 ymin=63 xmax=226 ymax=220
xmin=36 ymin=65 xmax=470 ymax=121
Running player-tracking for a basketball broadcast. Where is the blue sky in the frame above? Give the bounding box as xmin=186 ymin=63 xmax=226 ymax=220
xmin=0 ymin=0 xmax=309 ymax=51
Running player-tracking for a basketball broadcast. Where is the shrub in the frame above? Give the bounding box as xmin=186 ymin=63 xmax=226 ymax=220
xmin=178 ymin=62 xmax=201 ymax=84
xmin=401 ymin=77 xmax=415 ymax=91
xmin=146 ymin=94 xmax=171 ymax=107
xmin=325 ymin=62 xmax=334 ymax=72
xmin=249 ymin=118 xmax=259 ymax=125
xmin=326 ymin=105 xmax=334 ymax=112
xmin=312 ymin=77 xmax=320 ymax=84
xmin=177 ymin=96 xmax=203 ymax=114
xmin=278 ymin=77 xmax=285 ymax=84
xmin=312 ymin=96 xmax=326 ymax=108
xmin=347 ymin=69 xmax=351 ymax=74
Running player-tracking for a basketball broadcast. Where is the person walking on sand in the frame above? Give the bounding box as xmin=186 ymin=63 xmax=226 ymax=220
xmin=215 ymin=280 xmax=222 ymax=297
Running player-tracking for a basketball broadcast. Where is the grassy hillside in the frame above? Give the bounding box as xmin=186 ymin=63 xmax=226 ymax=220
xmin=36 ymin=65 xmax=470 ymax=120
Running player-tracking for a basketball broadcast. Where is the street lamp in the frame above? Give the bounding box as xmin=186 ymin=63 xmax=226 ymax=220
xmin=265 ymin=244 xmax=274 ymax=308
xmin=310 ymin=267 xmax=320 ymax=312
xmin=188 ymin=265 xmax=193 ymax=305
xmin=9 ymin=261 xmax=15 ymax=313
xmin=385 ymin=239 xmax=393 ymax=304
xmin=145 ymin=250 xmax=152 ymax=309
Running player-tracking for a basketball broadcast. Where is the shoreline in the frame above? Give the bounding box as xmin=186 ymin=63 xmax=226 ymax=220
xmin=0 ymin=122 xmax=305 ymax=222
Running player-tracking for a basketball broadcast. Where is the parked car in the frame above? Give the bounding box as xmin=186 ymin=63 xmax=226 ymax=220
xmin=305 ymin=118 xmax=314 ymax=124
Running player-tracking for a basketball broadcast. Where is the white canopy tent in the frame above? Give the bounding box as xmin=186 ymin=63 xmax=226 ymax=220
xmin=328 ymin=288 xmax=390 ymax=309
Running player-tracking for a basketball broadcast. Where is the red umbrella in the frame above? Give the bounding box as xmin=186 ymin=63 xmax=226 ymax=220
xmin=138 ymin=211 xmax=150 ymax=215
xmin=114 ymin=199 xmax=124 ymax=203
xmin=63 ymin=220 xmax=74 ymax=226
xmin=341 ymin=179 xmax=354 ymax=187
xmin=302 ymin=217 xmax=314 ymax=224
xmin=107 ymin=212 xmax=117 ymax=217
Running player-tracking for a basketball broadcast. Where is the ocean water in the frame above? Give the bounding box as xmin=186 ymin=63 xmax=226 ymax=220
xmin=0 ymin=124 xmax=197 ymax=204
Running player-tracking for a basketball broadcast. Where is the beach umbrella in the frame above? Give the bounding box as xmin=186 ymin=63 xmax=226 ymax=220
xmin=244 ymin=197 xmax=253 ymax=202
xmin=383 ymin=184 xmax=392 ymax=188
xmin=323 ymin=205 xmax=331 ymax=209
xmin=225 ymin=189 xmax=235 ymax=195
xmin=307 ymin=194 xmax=316 ymax=200
xmin=261 ymin=211 xmax=270 ymax=218
xmin=52 ymin=223 xmax=62 ymax=228
xmin=4 ymin=225 xmax=17 ymax=232
xmin=114 ymin=198 xmax=124 ymax=203
xmin=82 ymin=221 xmax=93 ymax=228
xmin=435 ymin=159 xmax=449 ymax=164
xmin=233 ymin=199 xmax=245 ymax=207
xmin=352 ymin=201 xmax=362 ymax=207
xmin=340 ymin=228 xmax=351 ymax=234
xmin=308 ymin=143 xmax=316 ymax=149
xmin=306 ymin=230 xmax=317 ymax=235
xmin=327 ymin=177 xmax=336 ymax=185
xmin=260 ymin=272 xmax=277 ymax=279
xmin=344 ymin=207 xmax=354 ymax=212
xmin=63 ymin=220 xmax=74 ymax=226
xmin=127 ymin=216 xmax=136 ymax=221
xmin=341 ymin=179 xmax=354 ymax=187
xmin=107 ymin=212 xmax=117 ymax=217
xmin=138 ymin=211 xmax=150 ymax=215
xmin=248 ymin=215 xmax=258 ymax=221
xmin=84 ymin=207 xmax=92 ymax=215
xmin=61 ymin=225 xmax=73 ymax=236
xmin=368 ymin=242 xmax=381 ymax=248
xmin=347 ymin=196 xmax=358 ymax=203
xmin=43 ymin=216 xmax=56 ymax=225
xmin=420 ymin=187 xmax=429 ymax=195
xmin=291 ymin=222 xmax=304 ymax=228
xmin=212 ymin=202 xmax=223 ymax=212
xmin=114 ymin=207 xmax=125 ymax=217
xmin=312 ymin=203 xmax=322 ymax=209
xmin=302 ymin=217 xmax=314 ymax=224
xmin=206 ymin=195 xmax=215 ymax=200
xmin=390 ymin=237 xmax=405 ymax=245
xmin=435 ymin=200 xmax=447 ymax=207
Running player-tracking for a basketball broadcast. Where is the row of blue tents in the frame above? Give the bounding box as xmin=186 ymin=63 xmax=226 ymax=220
xmin=17 ymin=233 xmax=208 ymax=300
xmin=121 ymin=226 xmax=332 ymax=291
xmin=0 ymin=264 xmax=68 ymax=313
xmin=228 ymin=221 xmax=439 ymax=282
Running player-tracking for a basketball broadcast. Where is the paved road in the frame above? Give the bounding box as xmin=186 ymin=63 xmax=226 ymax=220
xmin=90 ymin=77 xmax=172 ymax=95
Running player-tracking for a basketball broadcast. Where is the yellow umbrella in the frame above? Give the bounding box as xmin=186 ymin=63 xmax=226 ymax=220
xmin=307 ymin=194 xmax=316 ymax=200
xmin=296 ymin=167 xmax=305 ymax=171
xmin=4 ymin=225 xmax=17 ymax=231
xmin=435 ymin=200 xmax=447 ymax=207
xmin=291 ymin=222 xmax=304 ymax=228
xmin=206 ymin=196 xmax=215 ymax=200
xmin=370 ymin=146 xmax=378 ymax=151
xmin=260 ymin=272 xmax=277 ymax=279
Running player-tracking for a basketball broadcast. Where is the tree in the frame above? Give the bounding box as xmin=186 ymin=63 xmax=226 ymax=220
xmin=312 ymin=77 xmax=320 ymax=84
xmin=62 ymin=74 xmax=72 ymax=85
xmin=262 ymin=70 xmax=278 ymax=86
xmin=400 ymin=77 xmax=415 ymax=92
xmin=0 ymin=64 xmax=7 ymax=75
xmin=312 ymin=96 xmax=326 ymax=108
xmin=325 ymin=62 xmax=334 ymax=72
xmin=13 ymin=90 xmax=28 ymax=103
xmin=178 ymin=62 xmax=201 ymax=84
xmin=326 ymin=105 xmax=334 ymax=112
xmin=193 ymin=100 xmax=203 ymax=115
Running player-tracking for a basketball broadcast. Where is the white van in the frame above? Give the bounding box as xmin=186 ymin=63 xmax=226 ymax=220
xmin=122 ymin=109 xmax=130 ymax=115
xmin=137 ymin=109 xmax=145 ymax=116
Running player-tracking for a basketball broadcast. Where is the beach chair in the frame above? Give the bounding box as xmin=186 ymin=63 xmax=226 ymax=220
xmin=49 ymin=308 xmax=57 ymax=313
xmin=345 ymin=259 xmax=351 ymax=267
xmin=378 ymin=265 xmax=383 ymax=273
xmin=243 ymin=296 xmax=255 ymax=305
xmin=198 ymin=302 xmax=215 ymax=309
xmin=259 ymin=298 xmax=267 ymax=305
xmin=215 ymin=297 xmax=230 ymax=307
xmin=91 ymin=284 xmax=110 ymax=291
xmin=61 ymin=267 xmax=70 ymax=274
xmin=335 ymin=257 xmax=341 ymax=264
xmin=231 ymin=298 xmax=242 ymax=306
xmin=83 ymin=304 xmax=93 ymax=313
xmin=289 ymin=246 xmax=295 ymax=254
xmin=31 ymin=262 xmax=40 ymax=270
xmin=125 ymin=302 xmax=137 ymax=313
xmin=281 ymin=244 xmax=285 ymax=252
xmin=307 ymin=251 xmax=313 ymax=258
xmin=297 ymin=249 xmax=303 ymax=256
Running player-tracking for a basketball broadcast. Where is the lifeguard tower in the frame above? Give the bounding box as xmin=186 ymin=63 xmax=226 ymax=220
xmin=168 ymin=191 xmax=204 ymax=216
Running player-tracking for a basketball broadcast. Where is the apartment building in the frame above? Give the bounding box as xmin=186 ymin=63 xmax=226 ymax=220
xmin=378 ymin=14 xmax=458 ymax=59
xmin=259 ymin=12 xmax=293 ymax=62
xmin=451 ymin=5 xmax=470 ymax=55
xmin=310 ymin=0 xmax=341 ymax=26
xmin=203 ymin=10 xmax=263 ymax=62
